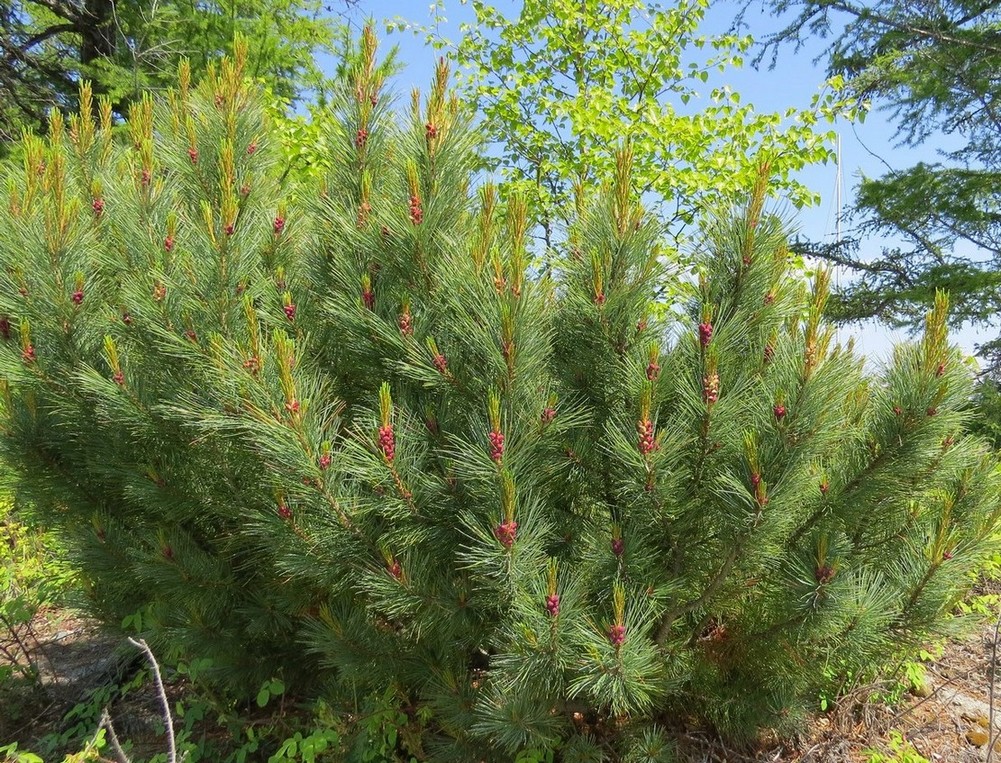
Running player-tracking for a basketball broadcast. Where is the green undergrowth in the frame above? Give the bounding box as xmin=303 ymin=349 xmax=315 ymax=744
xmin=1 ymin=497 xmax=76 ymax=743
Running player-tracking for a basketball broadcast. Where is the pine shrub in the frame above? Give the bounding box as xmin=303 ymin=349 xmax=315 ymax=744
xmin=0 ymin=32 xmax=998 ymax=760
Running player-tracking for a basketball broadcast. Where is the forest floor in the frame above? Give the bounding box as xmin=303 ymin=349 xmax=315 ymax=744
xmin=4 ymin=597 xmax=1001 ymax=763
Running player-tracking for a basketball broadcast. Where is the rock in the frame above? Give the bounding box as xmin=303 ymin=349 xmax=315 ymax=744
xmin=966 ymin=728 xmax=990 ymax=747
xmin=911 ymin=676 xmax=934 ymax=698
xmin=960 ymin=711 xmax=991 ymax=728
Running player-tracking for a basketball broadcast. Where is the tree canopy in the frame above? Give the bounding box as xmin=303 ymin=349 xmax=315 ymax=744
xmin=410 ymin=0 xmax=849 ymax=252
xmin=0 ymin=0 xmax=350 ymax=145
xmin=755 ymin=0 xmax=1001 ymax=369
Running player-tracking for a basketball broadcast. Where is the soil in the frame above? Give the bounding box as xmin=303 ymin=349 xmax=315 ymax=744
xmin=4 ymin=603 xmax=1001 ymax=762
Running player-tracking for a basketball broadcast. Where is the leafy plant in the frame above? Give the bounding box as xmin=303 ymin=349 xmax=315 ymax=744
xmin=0 ymin=497 xmax=76 ymax=741
xmin=864 ymin=730 xmax=930 ymax=763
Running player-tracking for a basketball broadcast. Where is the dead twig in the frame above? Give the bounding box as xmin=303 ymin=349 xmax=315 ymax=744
xmin=100 ymin=708 xmax=131 ymax=763
xmin=100 ymin=637 xmax=184 ymax=763
xmin=987 ymin=606 xmax=1001 ymax=763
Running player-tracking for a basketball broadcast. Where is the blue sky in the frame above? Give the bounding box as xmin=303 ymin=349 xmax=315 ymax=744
xmin=326 ymin=1 xmax=991 ymax=366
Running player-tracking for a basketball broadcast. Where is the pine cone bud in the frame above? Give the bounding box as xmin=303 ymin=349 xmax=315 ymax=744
xmin=242 ymin=356 xmax=260 ymax=375
xmin=637 ymin=419 xmax=657 ymax=455
xmin=698 ymin=321 xmax=713 ymax=347
xmin=489 ymin=430 xmax=505 ymax=463
xmin=773 ymin=404 xmax=787 ymax=420
xmin=356 ymin=201 xmax=372 ymax=228
xmin=224 ymin=222 xmax=235 ymax=236
xmin=247 ymin=142 xmax=258 ymax=155
xmin=409 ymin=194 xmax=423 ymax=225
xmin=113 ymin=370 xmax=125 ymax=386
xmin=164 ymin=235 xmax=175 ymax=252
xmin=378 ymin=424 xmax=396 ymax=461
xmin=936 ymin=361 xmax=946 ymax=377
xmin=815 ymin=565 xmax=835 ymax=584
xmin=22 ymin=344 xmax=36 ymax=363
xmin=703 ymin=373 xmax=720 ymax=404
xmin=750 ymin=473 xmax=761 ymax=488
xmin=284 ymin=303 xmax=297 ymax=321
xmin=608 ymin=624 xmax=627 ymax=647
xmin=92 ymin=198 xmax=104 ymax=217
xmin=71 ymin=289 xmax=84 ymax=305
xmin=926 ymin=407 xmax=938 ymax=417
xmin=188 ymin=147 xmax=199 ymax=164
xmin=319 ymin=453 xmax=331 ymax=470
xmin=893 ymin=405 xmax=903 ymax=416
xmin=541 ymin=407 xmax=556 ymax=425
xmin=184 ymin=329 xmax=197 ymax=343
xmin=611 ymin=537 xmax=624 ymax=557
xmin=285 ymin=399 xmax=300 ymax=414
xmin=388 ymin=559 xmax=402 ymax=579
xmin=594 ymin=292 xmax=606 ymax=306
xmin=763 ymin=345 xmax=774 ymax=364
xmin=943 ymin=550 xmax=953 ymax=561
xmin=433 ymin=353 xmax=448 ymax=375
xmin=278 ymin=502 xmax=292 ymax=520
xmin=820 ymin=480 xmax=829 ymax=495
xmin=362 ymin=288 xmax=375 ymax=311
xmin=240 ymin=184 xmax=251 ymax=197
xmin=274 ymin=216 xmax=286 ymax=236
xmin=636 ymin=318 xmax=648 ymax=333
xmin=425 ymin=122 xmax=438 ymax=141
xmin=493 ymin=519 xmax=518 ymax=549
xmin=0 ymin=317 xmax=10 ymax=340
xmin=645 ymin=361 xmax=660 ymax=381
xmin=764 ymin=291 xmax=775 ymax=305
xmin=545 ymin=594 xmax=560 ymax=617
xmin=122 ymin=311 xmax=133 ymax=326
xmin=356 ymin=128 xmax=368 ymax=149
xmin=398 ymin=311 xmax=413 ymax=336
xmin=141 ymin=168 xmax=151 ymax=186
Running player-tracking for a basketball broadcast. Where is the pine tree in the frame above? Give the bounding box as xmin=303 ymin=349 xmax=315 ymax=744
xmin=0 ymin=29 xmax=998 ymax=761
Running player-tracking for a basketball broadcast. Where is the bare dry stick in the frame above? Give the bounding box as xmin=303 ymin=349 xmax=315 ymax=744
xmin=99 ymin=637 xmax=182 ymax=763
xmin=100 ymin=709 xmax=132 ymax=763
xmin=987 ymin=607 xmax=1001 ymax=763
xmin=127 ymin=637 xmax=179 ymax=763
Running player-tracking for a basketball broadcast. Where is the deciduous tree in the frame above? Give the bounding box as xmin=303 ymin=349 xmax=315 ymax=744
xmin=411 ymin=0 xmax=847 ymax=253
